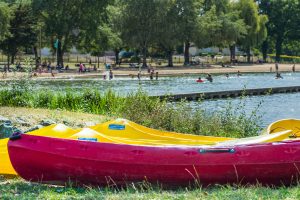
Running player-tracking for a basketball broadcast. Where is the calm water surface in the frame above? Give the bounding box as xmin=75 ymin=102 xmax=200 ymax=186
xmin=194 ymin=93 xmax=300 ymax=127
xmin=2 ymin=72 xmax=300 ymax=96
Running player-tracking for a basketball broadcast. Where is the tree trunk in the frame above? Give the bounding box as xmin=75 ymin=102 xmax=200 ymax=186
xmin=33 ymin=46 xmax=39 ymax=69
xmin=167 ymin=50 xmax=173 ymax=67
xmin=11 ymin=54 xmax=15 ymax=65
xmin=142 ymin=46 xmax=147 ymax=68
xmin=97 ymin=56 xmax=100 ymax=68
xmin=229 ymin=45 xmax=236 ymax=61
xmin=275 ymin=36 xmax=283 ymax=62
xmin=7 ymin=55 xmax=10 ymax=71
xmin=115 ymin=49 xmax=120 ymax=65
xmin=57 ymin=40 xmax=64 ymax=67
xmin=246 ymin=47 xmax=251 ymax=63
xmin=261 ymin=40 xmax=268 ymax=62
xmin=184 ymin=41 xmax=190 ymax=65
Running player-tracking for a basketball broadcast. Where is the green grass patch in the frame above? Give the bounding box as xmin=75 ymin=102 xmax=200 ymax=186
xmin=1 ymin=178 xmax=300 ymax=200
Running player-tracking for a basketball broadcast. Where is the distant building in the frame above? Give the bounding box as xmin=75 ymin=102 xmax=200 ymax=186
xmin=189 ymin=45 xmax=243 ymax=56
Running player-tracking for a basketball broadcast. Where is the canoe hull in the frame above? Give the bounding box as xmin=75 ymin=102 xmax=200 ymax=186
xmin=8 ymin=135 xmax=300 ymax=187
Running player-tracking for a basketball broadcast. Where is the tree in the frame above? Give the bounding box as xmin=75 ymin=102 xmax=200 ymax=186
xmin=78 ymin=24 xmax=122 ymax=68
xmin=155 ymin=0 xmax=181 ymax=67
xmin=32 ymin=0 xmax=110 ymax=66
xmin=117 ymin=0 xmax=164 ymax=67
xmin=0 ymin=2 xmax=37 ymax=67
xmin=259 ymin=0 xmax=299 ymax=61
xmin=236 ymin=0 xmax=267 ymax=63
xmin=220 ymin=2 xmax=247 ymax=61
xmin=0 ymin=2 xmax=10 ymax=42
xmin=175 ymin=0 xmax=202 ymax=65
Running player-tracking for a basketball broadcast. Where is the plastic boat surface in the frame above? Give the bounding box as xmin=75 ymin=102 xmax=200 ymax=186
xmin=8 ymin=134 xmax=300 ymax=187
xmin=267 ymin=119 xmax=300 ymax=137
xmin=90 ymin=118 xmax=232 ymax=143
xmin=0 ymin=120 xmax=294 ymax=176
xmin=0 ymin=124 xmax=76 ymax=176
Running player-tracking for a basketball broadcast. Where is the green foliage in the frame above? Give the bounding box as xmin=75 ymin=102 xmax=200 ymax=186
xmin=258 ymin=0 xmax=299 ymax=61
xmin=0 ymin=2 xmax=10 ymax=42
xmin=0 ymin=81 xmax=262 ymax=138
xmin=31 ymin=0 xmax=110 ymax=65
xmin=116 ymin=0 xmax=166 ymax=66
xmin=0 ymin=2 xmax=37 ymax=64
xmin=236 ymin=0 xmax=268 ymax=62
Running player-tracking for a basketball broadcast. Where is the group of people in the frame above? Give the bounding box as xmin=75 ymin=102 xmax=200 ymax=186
xmin=197 ymin=71 xmax=242 ymax=83
xmin=271 ymin=63 xmax=297 ymax=79
xmin=78 ymin=62 xmax=96 ymax=73
xmin=135 ymin=65 xmax=159 ymax=81
xmin=103 ymin=69 xmax=114 ymax=80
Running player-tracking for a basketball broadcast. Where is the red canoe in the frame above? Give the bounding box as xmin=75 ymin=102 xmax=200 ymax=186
xmin=8 ymin=134 xmax=300 ymax=187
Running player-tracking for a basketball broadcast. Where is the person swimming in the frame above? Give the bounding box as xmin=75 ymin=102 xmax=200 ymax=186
xmin=206 ymin=74 xmax=213 ymax=82
xmin=275 ymin=72 xmax=283 ymax=79
xmin=196 ymin=77 xmax=204 ymax=83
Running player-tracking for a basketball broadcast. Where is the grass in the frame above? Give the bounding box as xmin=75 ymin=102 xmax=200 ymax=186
xmin=0 ymin=78 xmax=263 ymax=138
xmin=1 ymin=178 xmax=300 ymax=200
xmin=0 ymin=107 xmax=108 ymax=130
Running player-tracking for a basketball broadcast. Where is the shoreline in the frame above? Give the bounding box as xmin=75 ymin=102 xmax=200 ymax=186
xmin=0 ymin=63 xmax=298 ymax=80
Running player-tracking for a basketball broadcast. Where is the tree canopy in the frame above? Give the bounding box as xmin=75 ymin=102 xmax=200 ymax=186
xmin=0 ymin=0 xmax=298 ymax=65
xmin=0 ymin=2 xmax=10 ymax=42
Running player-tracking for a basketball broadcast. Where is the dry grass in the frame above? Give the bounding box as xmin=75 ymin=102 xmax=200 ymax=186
xmin=0 ymin=106 xmax=108 ymax=130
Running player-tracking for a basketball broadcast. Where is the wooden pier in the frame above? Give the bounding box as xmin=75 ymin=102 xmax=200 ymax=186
xmin=154 ymin=86 xmax=300 ymax=101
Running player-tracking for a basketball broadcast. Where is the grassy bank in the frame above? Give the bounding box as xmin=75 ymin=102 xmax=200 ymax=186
xmin=1 ymin=178 xmax=300 ymax=200
xmin=0 ymin=78 xmax=262 ymax=138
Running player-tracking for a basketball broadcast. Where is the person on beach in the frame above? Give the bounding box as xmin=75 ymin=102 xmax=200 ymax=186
xmin=150 ymin=70 xmax=154 ymax=80
xmin=155 ymin=71 xmax=159 ymax=80
xmin=137 ymin=72 xmax=141 ymax=80
xmin=275 ymin=72 xmax=283 ymax=79
xmin=292 ymin=64 xmax=295 ymax=72
xmin=109 ymin=69 xmax=113 ymax=80
xmin=79 ymin=63 xmax=83 ymax=73
xmin=206 ymin=73 xmax=213 ymax=82
xmin=237 ymin=71 xmax=241 ymax=77
xmin=275 ymin=62 xmax=279 ymax=72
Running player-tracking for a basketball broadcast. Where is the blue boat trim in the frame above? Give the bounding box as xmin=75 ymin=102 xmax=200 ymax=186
xmin=78 ymin=138 xmax=98 ymax=142
xmin=109 ymin=124 xmax=126 ymax=130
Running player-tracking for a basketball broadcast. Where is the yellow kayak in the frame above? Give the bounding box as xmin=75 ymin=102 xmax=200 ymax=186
xmin=1 ymin=118 xmax=296 ymax=176
xmin=0 ymin=121 xmax=232 ymax=176
xmin=90 ymin=118 xmax=232 ymax=144
xmin=266 ymin=119 xmax=300 ymax=137
xmin=0 ymin=124 xmax=77 ymax=176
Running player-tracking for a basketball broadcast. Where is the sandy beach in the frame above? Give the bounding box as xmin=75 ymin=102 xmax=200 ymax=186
xmin=0 ymin=63 xmax=298 ymax=80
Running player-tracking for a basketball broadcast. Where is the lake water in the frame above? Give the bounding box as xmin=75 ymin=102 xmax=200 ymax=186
xmin=3 ymin=72 xmax=300 ymax=96
xmin=193 ymin=93 xmax=300 ymax=127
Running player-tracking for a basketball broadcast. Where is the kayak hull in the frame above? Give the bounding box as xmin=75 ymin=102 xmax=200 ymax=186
xmin=8 ymin=134 xmax=300 ymax=187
